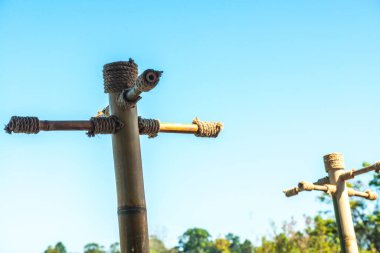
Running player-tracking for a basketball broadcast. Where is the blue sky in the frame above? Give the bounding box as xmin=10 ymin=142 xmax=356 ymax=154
xmin=1 ymin=0 xmax=380 ymax=252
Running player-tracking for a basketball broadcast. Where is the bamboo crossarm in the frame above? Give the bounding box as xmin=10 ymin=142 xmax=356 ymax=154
xmin=158 ymin=122 xmax=198 ymax=134
xmin=123 ymin=69 xmax=163 ymax=102
xmin=340 ymin=161 xmax=380 ymax=181
xmin=5 ymin=116 xmax=223 ymax=137
xmin=283 ymin=181 xmax=377 ymax=200
xmin=283 ymin=176 xmax=331 ymax=197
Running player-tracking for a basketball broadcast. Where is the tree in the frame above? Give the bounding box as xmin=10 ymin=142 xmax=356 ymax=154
xmin=178 ymin=228 xmax=213 ymax=253
xmin=84 ymin=243 xmax=106 ymax=253
xmin=44 ymin=242 xmax=67 ymax=253
xmin=150 ymin=236 xmax=169 ymax=253
xmin=109 ymin=242 xmax=121 ymax=253
xmin=225 ymin=233 xmax=253 ymax=253
xmin=213 ymin=238 xmax=231 ymax=253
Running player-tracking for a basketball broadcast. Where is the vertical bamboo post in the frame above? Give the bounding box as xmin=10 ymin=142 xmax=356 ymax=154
xmin=104 ymin=61 xmax=149 ymax=253
xmin=324 ymin=153 xmax=358 ymax=253
xmin=332 ymin=198 xmax=347 ymax=253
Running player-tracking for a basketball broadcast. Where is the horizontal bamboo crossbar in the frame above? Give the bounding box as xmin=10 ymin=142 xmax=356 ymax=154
xmin=283 ymin=181 xmax=377 ymax=200
xmin=40 ymin=120 xmax=200 ymax=134
xmin=5 ymin=116 xmax=223 ymax=137
xmin=340 ymin=161 xmax=380 ymax=181
xmin=159 ymin=122 xmax=198 ymax=134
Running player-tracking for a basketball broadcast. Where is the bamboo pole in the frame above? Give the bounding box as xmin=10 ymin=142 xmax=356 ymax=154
xmin=39 ymin=120 xmax=93 ymax=131
xmin=332 ymin=198 xmax=347 ymax=253
xmin=109 ymin=93 xmax=149 ymax=253
xmin=104 ymin=60 xmax=150 ymax=253
xmin=124 ymin=69 xmax=162 ymax=102
xmin=5 ymin=118 xmax=200 ymax=135
xmin=157 ymin=122 xmax=198 ymax=134
xmin=324 ymin=153 xmax=359 ymax=253
xmin=340 ymin=161 xmax=380 ymax=181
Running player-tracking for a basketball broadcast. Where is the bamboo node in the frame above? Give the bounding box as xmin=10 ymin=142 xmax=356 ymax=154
xmin=192 ymin=117 xmax=223 ymax=138
xmin=87 ymin=116 xmax=124 ymax=137
xmin=5 ymin=116 xmax=40 ymax=134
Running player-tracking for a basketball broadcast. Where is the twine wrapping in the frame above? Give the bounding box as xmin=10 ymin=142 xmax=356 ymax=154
xmin=87 ymin=116 xmax=124 ymax=137
xmin=324 ymin=153 xmax=345 ymax=172
xmin=138 ymin=117 xmax=160 ymax=138
xmin=192 ymin=117 xmax=223 ymax=138
xmin=373 ymin=161 xmax=380 ymax=173
xmin=298 ymin=181 xmax=314 ymax=191
xmin=365 ymin=190 xmax=378 ymax=200
xmin=283 ymin=187 xmax=299 ymax=197
xmin=5 ymin=116 xmax=40 ymax=134
xmin=103 ymin=59 xmax=138 ymax=93
xmin=133 ymin=69 xmax=163 ymax=93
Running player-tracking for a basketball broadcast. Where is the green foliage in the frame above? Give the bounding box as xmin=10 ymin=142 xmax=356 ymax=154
xmin=213 ymin=238 xmax=231 ymax=253
xmin=44 ymin=242 xmax=67 ymax=253
xmin=178 ymin=228 xmax=213 ymax=253
xmin=110 ymin=242 xmax=121 ymax=253
xmin=84 ymin=243 xmax=106 ymax=253
xmin=150 ymin=236 xmax=169 ymax=253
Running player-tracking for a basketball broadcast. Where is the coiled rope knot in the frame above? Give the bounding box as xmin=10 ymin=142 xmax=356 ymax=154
xmin=103 ymin=59 xmax=138 ymax=93
xmin=373 ymin=161 xmax=380 ymax=173
xmin=365 ymin=190 xmax=378 ymax=200
xmin=192 ymin=117 xmax=223 ymax=138
xmin=298 ymin=181 xmax=314 ymax=191
xmin=5 ymin=116 xmax=40 ymax=134
xmin=138 ymin=117 xmax=160 ymax=138
xmin=87 ymin=115 xmax=124 ymax=137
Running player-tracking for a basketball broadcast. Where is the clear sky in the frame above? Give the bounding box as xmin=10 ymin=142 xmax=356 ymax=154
xmin=1 ymin=1 xmax=380 ymax=252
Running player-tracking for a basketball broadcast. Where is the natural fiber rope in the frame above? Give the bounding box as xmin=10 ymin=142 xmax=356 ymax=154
xmin=192 ymin=117 xmax=223 ymax=138
xmin=324 ymin=153 xmax=345 ymax=171
xmin=103 ymin=59 xmax=138 ymax=93
xmin=138 ymin=117 xmax=160 ymax=138
xmin=325 ymin=184 xmax=334 ymax=195
xmin=298 ymin=181 xmax=314 ymax=191
xmin=283 ymin=187 xmax=299 ymax=197
xmin=365 ymin=190 xmax=378 ymax=200
xmin=87 ymin=115 xmax=124 ymax=137
xmin=5 ymin=116 xmax=40 ymax=134
xmin=373 ymin=161 xmax=380 ymax=173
